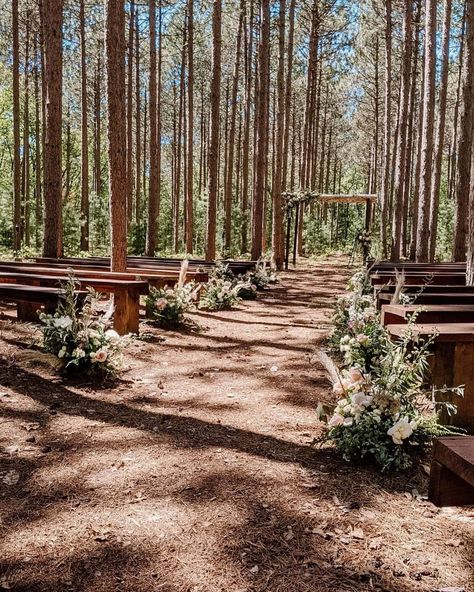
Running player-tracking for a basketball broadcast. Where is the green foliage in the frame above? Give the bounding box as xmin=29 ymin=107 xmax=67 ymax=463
xmin=39 ymin=277 xmax=129 ymax=378
xmin=199 ymin=277 xmax=245 ymax=311
xmin=322 ymin=268 xmax=464 ymax=472
xmin=146 ymin=283 xmax=198 ymax=327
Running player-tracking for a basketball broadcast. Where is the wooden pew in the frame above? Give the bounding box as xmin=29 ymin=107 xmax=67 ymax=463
xmin=377 ymin=291 xmax=474 ymax=308
xmin=0 ymin=262 xmax=208 ymax=288
xmin=381 ymin=304 xmax=474 ymax=325
xmin=0 ymin=268 xmax=148 ymax=334
xmin=370 ymin=272 xmax=466 ymax=286
xmin=387 ymin=323 xmax=474 ymax=432
xmin=0 ymin=283 xmax=87 ymax=322
xmin=429 ymin=437 xmax=474 ymax=506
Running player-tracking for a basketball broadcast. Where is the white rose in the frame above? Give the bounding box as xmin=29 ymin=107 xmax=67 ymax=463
xmin=54 ymin=316 xmax=72 ymax=329
xmin=387 ymin=417 xmax=417 ymax=445
xmin=105 ymin=329 xmax=120 ymax=342
xmin=328 ymin=413 xmax=344 ymax=427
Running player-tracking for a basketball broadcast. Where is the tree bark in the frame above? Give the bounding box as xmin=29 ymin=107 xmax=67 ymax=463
xmin=105 ymin=0 xmax=127 ymax=271
xmin=12 ymin=0 xmax=21 ymax=250
xmin=429 ymin=0 xmax=452 ymax=261
xmin=381 ymin=0 xmax=392 ymax=257
xmin=415 ymin=0 xmax=437 ymax=262
xmin=271 ymin=0 xmax=286 ymax=270
xmin=251 ymin=0 xmax=270 ymax=260
xmin=40 ymin=0 xmax=63 ymax=257
xmin=206 ymin=0 xmax=222 ymax=261
xmin=146 ymin=0 xmax=158 ymax=256
xmin=390 ymin=0 xmax=412 ymax=261
xmin=454 ymin=0 xmax=474 ymax=262
xmin=80 ymin=0 xmax=90 ymax=251
xmin=185 ymin=0 xmax=194 ymax=253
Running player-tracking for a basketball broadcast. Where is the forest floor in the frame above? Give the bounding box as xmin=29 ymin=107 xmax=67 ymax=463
xmin=0 ymin=256 xmax=473 ymax=592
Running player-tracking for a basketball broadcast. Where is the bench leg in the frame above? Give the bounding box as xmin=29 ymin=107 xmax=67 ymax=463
xmin=429 ymin=460 xmax=474 ymax=507
xmin=433 ymin=342 xmax=474 ymax=434
xmin=113 ymin=289 xmax=140 ymax=335
xmin=17 ymin=302 xmax=41 ymax=322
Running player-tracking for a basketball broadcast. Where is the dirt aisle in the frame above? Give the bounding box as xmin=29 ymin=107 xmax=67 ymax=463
xmin=0 ymin=259 xmax=473 ymax=592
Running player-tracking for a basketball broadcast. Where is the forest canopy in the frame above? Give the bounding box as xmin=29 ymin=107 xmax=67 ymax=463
xmin=0 ymin=0 xmax=472 ymax=270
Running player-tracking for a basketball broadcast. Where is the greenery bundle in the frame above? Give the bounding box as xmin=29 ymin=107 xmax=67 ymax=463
xmin=321 ymin=269 xmax=464 ymax=472
xmin=39 ymin=277 xmax=129 ymax=378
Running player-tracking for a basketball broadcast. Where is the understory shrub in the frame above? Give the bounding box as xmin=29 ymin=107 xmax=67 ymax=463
xmin=320 ymin=268 xmax=463 ymax=472
xmin=39 ymin=277 xmax=129 ymax=378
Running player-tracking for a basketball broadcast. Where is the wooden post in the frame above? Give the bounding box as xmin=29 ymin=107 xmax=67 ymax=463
xmin=365 ymin=199 xmax=372 ymax=232
xmin=285 ymin=209 xmax=292 ymax=270
xmin=293 ymin=204 xmax=300 ymax=267
xmin=113 ymin=287 xmax=140 ymax=335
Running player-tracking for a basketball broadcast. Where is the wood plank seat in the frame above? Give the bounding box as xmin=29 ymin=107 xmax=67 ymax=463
xmin=0 ymin=283 xmax=87 ymax=323
xmin=378 ymin=292 xmax=474 ymax=308
xmin=34 ymin=256 xmax=256 ymax=274
xmin=387 ymin=323 xmax=474 ymax=432
xmin=0 ymin=267 xmax=148 ymax=335
xmin=370 ymin=272 xmax=466 ymax=286
xmin=0 ymin=262 xmax=208 ymax=286
xmin=429 ymin=437 xmax=474 ymax=506
xmin=381 ymin=304 xmax=474 ymax=325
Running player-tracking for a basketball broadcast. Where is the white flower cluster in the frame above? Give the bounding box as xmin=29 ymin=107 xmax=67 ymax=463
xmin=39 ymin=283 xmax=129 ymax=378
xmin=146 ymin=282 xmax=199 ymax=327
xmin=328 ymin=366 xmax=417 ymax=446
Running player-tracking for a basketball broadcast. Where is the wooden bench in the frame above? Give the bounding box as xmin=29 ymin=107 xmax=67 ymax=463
xmin=377 ymin=291 xmax=474 ymax=308
xmin=381 ymin=304 xmax=474 ymax=325
xmin=0 ymin=269 xmax=148 ymax=335
xmin=429 ymin=437 xmax=474 ymax=506
xmin=0 ymin=283 xmax=87 ymax=322
xmin=387 ymin=323 xmax=474 ymax=432
xmin=371 ymin=272 xmax=466 ymax=286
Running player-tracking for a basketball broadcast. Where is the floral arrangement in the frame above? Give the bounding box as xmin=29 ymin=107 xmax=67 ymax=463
xmin=321 ymin=269 xmax=463 ymax=472
xmin=244 ymin=259 xmax=277 ymax=290
xmin=146 ymin=260 xmax=200 ymax=327
xmin=199 ymin=277 xmax=247 ymax=311
xmin=39 ymin=277 xmax=129 ymax=378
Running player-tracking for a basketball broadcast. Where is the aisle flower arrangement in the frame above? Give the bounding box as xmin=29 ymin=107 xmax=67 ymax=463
xmin=39 ymin=277 xmax=129 ymax=378
xmin=199 ymin=277 xmax=247 ymax=310
xmin=146 ymin=260 xmax=200 ymax=327
xmin=244 ymin=259 xmax=278 ymax=290
xmin=321 ymin=269 xmax=463 ymax=472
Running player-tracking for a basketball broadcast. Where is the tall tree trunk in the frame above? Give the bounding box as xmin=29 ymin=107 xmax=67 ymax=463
xmin=12 ymin=0 xmax=21 ymax=250
xmin=80 ymin=0 xmax=90 ymax=251
xmin=34 ymin=32 xmax=42 ymax=249
xmin=22 ymin=11 xmax=31 ymax=246
xmin=390 ymin=0 xmax=412 ymax=261
xmin=146 ymin=0 xmax=158 ymax=255
xmin=271 ymin=0 xmax=286 ymax=269
xmin=241 ymin=0 xmax=253 ymax=253
xmin=282 ymin=0 xmax=296 ymax=191
xmin=381 ymin=0 xmax=392 ymax=257
xmin=454 ymin=0 xmax=474 ymax=262
xmin=40 ymin=0 xmax=63 ymax=257
xmin=206 ymin=0 xmax=222 ymax=260
xmin=429 ymin=0 xmax=452 ymax=261
xmin=135 ymin=4 xmax=141 ymax=224
xmin=105 ymin=0 xmax=127 ymax=271
xmin=94 ymin=43 xmax=102 ymax=198
xmin=251 ymin=0 xmax=270 ymax=260
xmin=415 ymin=0 xmax=437 ymax=262
xmin=185 ymin=0 xmax=194 ymax=253
xmin=126 ymin=0 xmax=135 ymax=223
xmin=224 ymin=4 xmax=244 ymax=254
